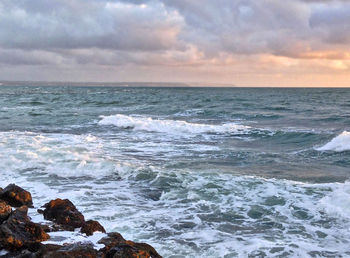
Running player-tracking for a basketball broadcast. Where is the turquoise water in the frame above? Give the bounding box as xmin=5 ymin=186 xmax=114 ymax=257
xmin=0 ymin=86 xmax=349 ymax=257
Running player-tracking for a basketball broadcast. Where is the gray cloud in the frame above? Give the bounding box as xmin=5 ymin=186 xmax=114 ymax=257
xmin=0 ymin=0 xmax=182 ymax=51
xmin=0 ymin=0 xmax=349 ymax=70
xmin=0 ymin=49 xmax=65 ymax=66
xmin=163 ymin=0 xmax=318 ymax=58
xmin=309 ymin=3 xmax=350 ymax=44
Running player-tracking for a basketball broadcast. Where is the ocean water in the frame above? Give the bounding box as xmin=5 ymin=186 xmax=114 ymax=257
xmin=0 ymin=86 xmax=350 ymax=257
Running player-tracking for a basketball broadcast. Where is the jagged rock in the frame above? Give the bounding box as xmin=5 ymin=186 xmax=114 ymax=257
xmin=38 ymin=242 xmax=98 ymax=258
xmin=123 ymin=241 xmax=162 ymax=258
xmin=0 ymin=200 xmax=12 ymax=224
xmin=0 ymin=248 xmax=34 ymax=258
xmin=42 ymin=199 xmax=85 ymax=230
xmin=98 ymin=233 xmax=162 ymax=258
xmin=98 ymin=232 xmax=126 ymax=252
xmin=1 ymin=243 xmax=95 ymax=258
xmin=81 ymin=220 xmax=106 ymax=236
xmin=106 ymin=244 xmax=149 ymax=258
xmin=0 ymin=206 xmax=49 ymax=250
xmin=0 ymin=184 xmax=33 ymax=208
xmin=0 ymin=189 xmax=162 ymax=258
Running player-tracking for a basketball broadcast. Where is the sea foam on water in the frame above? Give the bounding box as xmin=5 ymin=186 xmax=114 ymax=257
xmin=98 ymin=114 xmax=250 ymax=135
xmin=316 ymin=131 xmax=350 ymax=152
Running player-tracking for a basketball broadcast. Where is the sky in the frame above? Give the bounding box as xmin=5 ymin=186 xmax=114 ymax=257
xmin=0 ymin=0 xmax=349 ymax=87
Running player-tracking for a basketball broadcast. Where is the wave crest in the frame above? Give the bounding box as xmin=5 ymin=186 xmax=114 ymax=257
xmin=316 ymin=131 xmax=350 ymax=152
xmin=98 ymin=114 xmax=250 ymax=135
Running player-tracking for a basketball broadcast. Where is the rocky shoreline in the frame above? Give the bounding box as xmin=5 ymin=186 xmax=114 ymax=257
xmin=0 ymin=184 xmax=162 ymax=257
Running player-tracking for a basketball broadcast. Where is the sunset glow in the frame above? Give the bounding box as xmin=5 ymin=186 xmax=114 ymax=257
xmin=0 ymin=0 xmax=349 ymax=86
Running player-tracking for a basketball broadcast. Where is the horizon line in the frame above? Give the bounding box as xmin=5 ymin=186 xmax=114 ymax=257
xmin=0 ymin=80 xmax=349 ymax=88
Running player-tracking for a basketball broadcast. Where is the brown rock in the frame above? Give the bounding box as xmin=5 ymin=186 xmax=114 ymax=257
xmin=39 ymin=243 xmax=98 ymax=258
xmin=0 ymin=184 xmax=33 ymax=208
xmin=0 ymin=191 xmax=162 ymax=258
xmin=98 ymin=233 xmax=162 ymax=258
xmin=0 ymin=200 xmax=12 ymax=223
xmin=4 ymin=243 xmax=97 ymax=258
xmin=80 ymin=220 xmax=106 ymax=236
xmin=42 ymin=199 xmax=85 ymax=231
xmin=124 ymin=241 xmax=162 ymax=258
xmin=98 ymin=232 xmax=126 ymax=253
xmin=0 ymin=206 xmax=50 ymax=250
xmin=106 ymin=243 xmax=149 ymax=258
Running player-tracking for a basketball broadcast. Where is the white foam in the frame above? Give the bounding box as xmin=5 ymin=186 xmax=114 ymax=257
xmin=0 ymin=131 xmax=135 ymax=178
xmin=1 ymin=128 xmax=350 ymax=257
xmin=98 ymin=114 xmax=250 ymax=135
xmin=3 ymin=163 xmax=350 ymax=257
xmin=0 ymin=250 xmax=8 ymax=255
xmin=319 ymin=181 xmax=350 ymax=219
xmin=316 ymin=131 xmax=350 ymax=152
xmin=43 ymin=231 xmax=107 ymax=249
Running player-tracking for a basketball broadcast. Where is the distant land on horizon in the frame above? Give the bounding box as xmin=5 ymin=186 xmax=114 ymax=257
xmin=0 ymin=80 xmax=236 ymax=87
xmin=1 ymin=81 xmax=350 ymax=88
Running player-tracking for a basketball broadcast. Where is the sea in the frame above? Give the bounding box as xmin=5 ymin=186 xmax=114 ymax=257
xmin=0 ymin=86 xmax=349 ymax=257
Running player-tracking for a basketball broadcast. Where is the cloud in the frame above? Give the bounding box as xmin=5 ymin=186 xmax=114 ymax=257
xmin=0 ymin=0 xmax=349 ymax=85
xmin=309 ymin=3 xmax=350 ymax=44
xmin=0 ymin=49 xmax=65 ymax=66
xmin=0 ymin=0 xmax=183 ymax=51
xmin=1 ymin=0 xmax=348 ymax=59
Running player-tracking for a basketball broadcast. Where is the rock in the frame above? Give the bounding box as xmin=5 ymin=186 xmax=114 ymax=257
xmin=38 ymin=243 xmax=98 ymax=258
xmin=123 ymin=241 xmax=162 ymax=258
xmin=0 ymin=184 xmax=33 ymax=208
xmin=106 ymin=244 xmax=149 ymax=258
xmin=1 ymin=243 xmax=96 ymax=258
xmin=3 ymin=243 xmax=98 ymax=258
xmin=0 ymin=200 xmax=12 ymax=224
xmin=98 ymin=232 xmax=126 ymax=252
xmin=0 ymin=191 xmax=162 ymax=258
xmin=42 ymin=199 xmax=85 ymax=230
xmin=0 ymin=248 xmax=35 ymax=258
xmin=0 ymin=206 xmax=50 ymax=250
xmin=98 ymin=233 xmax=162 ymax=258
xmin=80 ymin=220 xmax=106 ymax=236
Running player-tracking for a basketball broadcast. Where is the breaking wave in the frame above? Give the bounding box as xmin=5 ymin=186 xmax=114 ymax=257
xmin=316 ymin=131 xmax=350 ymax=152
xmin=98 ymin=114 xmax=250 ymax=135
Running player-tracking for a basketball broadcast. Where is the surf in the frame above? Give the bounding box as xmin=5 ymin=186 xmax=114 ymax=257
xmin=316 ymin=131 xmax=350 ymax=152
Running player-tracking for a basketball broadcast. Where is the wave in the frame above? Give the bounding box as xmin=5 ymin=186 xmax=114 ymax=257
xmin=319 ymin=181 xmax=350 ymax=219
xmin=98 ymin=114 xmax=250 ymax=135
xmin=316 ymin=131 xmax=350 ymax=152
xmin=0 ymin=131 xmax=134 ymax=179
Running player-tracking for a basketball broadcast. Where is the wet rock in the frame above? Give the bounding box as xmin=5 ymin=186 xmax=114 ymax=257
xmin=98 ymin=232 xmax=126 ymax=252
xmin=106 ymin=244 xmax=149 ymax=258
xmin=0 ymin=184 xmax=33 ymax=208
xmin=123 ymin=241 xmax=162 ymax=258
xmin=0 ymin=248 xmax=34 ymax=258
xmin=0 ymin=200 xmax=12 ymax=224
xmin=42 ymin=199 xmax=85 ymax=230
xmin=38 ymin=243 xmax=98 ymax=258
xmin=0 ymin=206 xmax=50 ymax=250
xmin=3 ymin=243 xmax=96 ymax=258
xmin=0 ymin=189 xmax=162 ymax=258
xmin=81 ymin=220 xmax=106 ymax=236
xmin=99 ymin=233 xmax=162 ymax=258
